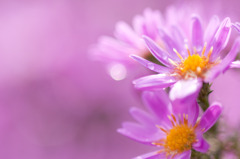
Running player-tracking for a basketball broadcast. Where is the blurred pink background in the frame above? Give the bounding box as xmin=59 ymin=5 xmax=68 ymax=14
xmin=0 ymin=0 xmax=239 ymax=159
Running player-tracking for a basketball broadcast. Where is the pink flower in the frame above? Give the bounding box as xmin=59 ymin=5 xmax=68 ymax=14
xmin=91 ymin=8 xmax=163 ymax=80
xmin=132 ymin=15 xmax=240 ymax=96
xmin=118 ymin=90 xmax=222 ymax=159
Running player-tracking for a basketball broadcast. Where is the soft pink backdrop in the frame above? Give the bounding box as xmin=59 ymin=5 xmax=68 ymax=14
xmin=0 ymin=0 xmax=239 ymax=159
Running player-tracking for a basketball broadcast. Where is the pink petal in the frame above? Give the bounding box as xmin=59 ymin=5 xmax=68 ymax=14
xmin=133 ymin=74 xmax=176 ymax=90
xmin=142 ymin=91 xmax=171 ymax=123
xmin=232 ymin=22 xmax=240 ymax=32
xmin=130 ymin=55 xmax=171 ymax=73
xmin=198 ymin=102 xmax=222 ymax=133
xmin=130 ymin=107 xmax=156 ymax=126
xmin=191 ymin=16 xmax=203 ymax=52
xmin=174 ymin=150 xmax=191 ymax=159
xmin=117 ymin=122 xmax=162 ymax=144
xmin=143 ymin=36 xmax=174 ymax=67
xmin=193 ymin=135 xmax=209 ymax=153
xmin=134 ymin=151 xmax=165 ymax=159
xmin=171 ymin=26 xmax=188 ymax=57
xmin=114 ymin=21 xmax=141 ymax=48
xmin=205 ymin=37 xmax=240 ymax=83
xmin=204 ymin=16 xmax=220 ymax=54
xmin=210 ymin=17 xmax=232 ymax=60
xmin=230 ymin=60 xmax=240 ymax=68
xmin=158 ymin=30 xmax=181 ymax=60
xmin=169 ymin=79 xmax=202 ymax=102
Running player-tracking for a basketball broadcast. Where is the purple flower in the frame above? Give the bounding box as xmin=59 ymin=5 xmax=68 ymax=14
xmin=132 ymin=16 xmax=240 ymax=93
xmin=118 ymin=90 xmax=222 ymax=159
xmin=91 ymin=8 xmax=163 ymax=80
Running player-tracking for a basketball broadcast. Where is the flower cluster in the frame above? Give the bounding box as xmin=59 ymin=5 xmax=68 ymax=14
xmin=92 ymin=4 xmax=240 ymax=159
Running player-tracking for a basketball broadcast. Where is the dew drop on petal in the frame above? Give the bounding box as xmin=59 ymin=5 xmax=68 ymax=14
xmin=147 ymin=63 xmax=155 ymax=70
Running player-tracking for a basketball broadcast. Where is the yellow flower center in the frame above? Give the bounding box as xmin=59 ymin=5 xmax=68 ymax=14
xmin=170 ymin=43 xmax=218 ymax=79
xmin=182 ymin=54 xmax=207 ymax=74
xmin=164 ymin=124 xmax=196 ymax=153
xmin=153 ymin=114 xmax=199 ymax=157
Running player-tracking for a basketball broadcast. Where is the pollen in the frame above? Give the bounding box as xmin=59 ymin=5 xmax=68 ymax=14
xmin=164 ymin=124 xmax=196 ymax=153
xmin=172 ymin=43 xmax=217 ymax=79
xmin=153 ymin=114 xmax=198 ymax=157
xmin=182 ymin=54 xmax=207 ymax=74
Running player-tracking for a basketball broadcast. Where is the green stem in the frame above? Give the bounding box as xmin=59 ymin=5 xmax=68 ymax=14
xmin=197 ymin=82 xmax=212 ymax=111
xmin=192 ymin=82 xmax=240 ymax=158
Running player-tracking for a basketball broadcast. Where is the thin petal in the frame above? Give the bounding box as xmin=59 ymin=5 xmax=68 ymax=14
xmin=193 ymin=135 xmax=209 ymax=153
xmin=130 ymin=55 xmax=171 ymax=73
xmin=191 ymin=16 xmax=203 ymax=52
xmin=198 ymin=102 xmax=222 ymax=133
xmin=187 ymin=101 xmax=199 ymax=125
xmin=174 ymin=150 xmax=191 ymax=159
xmin=230 ymin=60 xmax=240 ymax=68
xmin=220 ymin=38 xmax=240 ymax=72
xmin=232 ymin=22 xmax=240 ymax=33
xmin=95 ymin=36 xmax=132 ymax=58
xmin=133 ymin=74 xmax=176 ymax=90
xmin=205 ymin=37 xmax=240 ymax=82
xmin=130 ymin=107 xmax=156 ymax=126
xmin=210 ymin=17 xmax=232 ymax=60
xmin=143 ymin=36 xmax=175 ymax=67
xmin=134 ymin=151 xmax=165 ymax=159
xmin=114 ymin=21 xmax=141 ymax=48
xmin=133 ymin=8 xmax=162 ymax=39
xmin=171 ymin=26 xmax=188 ymax=57
xmin=159 ymin=30 xmax=181 ymax=60
xmin=117 ymin=122 xmax=162 ymax=144
xmin=172 ymin=100 xmax=199 ymax=126
xmin=133 ymin=15 xmax=145 ymax=36
xmin=204 ymin=16 xmax=220 ymax=53
xmin=142 ymin=91 xmax=171 ymax=123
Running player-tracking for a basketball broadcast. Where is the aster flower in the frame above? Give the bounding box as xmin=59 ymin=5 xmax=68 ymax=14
xmin=132 ymin=16 xmax=240 ymax=93
xmin=118 ymin=90 xmax=222 ymax=159
xmin=91 ymin=8 xmax=163 ymax=80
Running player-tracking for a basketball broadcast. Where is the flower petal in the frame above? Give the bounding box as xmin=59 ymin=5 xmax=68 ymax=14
xmin=174 ymin=150 xmax=191 ymax=159
xmin=130 ymin=107 xmax=156 ymax=126
xmin=210 ymin=17 xmax=232 ymax=60
xmin=143 ymin=36 xmax=174 ymax=67
xmin=114 ymin=21 xmax=141 ymax=48
xmin=133 ymin=74 xmax=176 ymax=90
xmin=130 ymin=55 xmax=171 ymax=73
xmin=172 ymin=100 xmax=199 ymax=126
xmin=134 ymin=151 xmax=165 ymax=159
xmin=232 ymin=22 xmax=240 ymax=33
xmin=191 ymin=16 xmax=203 ymax=52
xmin=186 ymin=101 xmax=200 ymax=125
xmin=142 ymin=91 xmax=171 ymax=123
xmin=159 ymin=30 xmax=181 ymax=60
xmin=193 ymin=135 xmax=209 ymax=153
xmin=133 ymin=8 xmax=162 ymax=40
xmin=204 ymin=16 xmax=220 ymax=53
xmin=205 ymin=37 xmax=240 ymax=82
xmin=198 ymin=102 xmax=222 ymax=133
xmin=92 ymin=36 xmax=133 ymax=62
xmin=171 ymin=26 xmax=188 ymax=57
xmin=169 ymin=79 xmax=202 ymax=102
xmin=117 ymin=122 xmax=162 ymax=144
xmin=230 ymin=60 xmax=240 ymax=68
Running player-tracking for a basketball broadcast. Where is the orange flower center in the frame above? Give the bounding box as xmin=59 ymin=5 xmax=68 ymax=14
xmin=153 ymin=114 xmax=199 ymax=157
xmin=164 ymin=123 xmax=196 ymax=152
xmin=170 ymin=43 xmax=219 ymax=79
